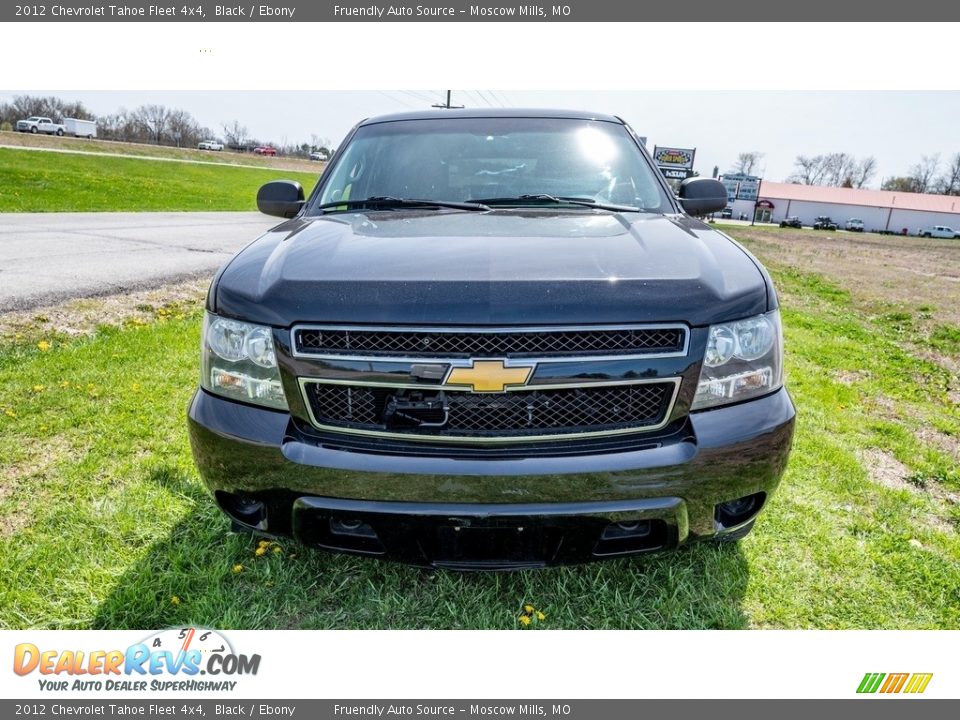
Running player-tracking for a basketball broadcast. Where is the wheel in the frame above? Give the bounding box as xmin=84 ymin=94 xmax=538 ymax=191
xmin=713 ymin=519 xmax=756 ymax=543
xmin=56 ymin=129 xmax=64 ymax=136
xmin=30 ymin=126 xmax=38 ymax=134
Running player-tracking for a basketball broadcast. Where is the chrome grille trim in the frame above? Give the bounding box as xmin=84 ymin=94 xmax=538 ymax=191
xmin=291 ymin=323 xmax=690 ymax=360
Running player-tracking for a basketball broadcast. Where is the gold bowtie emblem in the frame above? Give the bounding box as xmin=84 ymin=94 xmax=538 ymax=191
xmin=445 ymin=360 xmax=534 ymax=393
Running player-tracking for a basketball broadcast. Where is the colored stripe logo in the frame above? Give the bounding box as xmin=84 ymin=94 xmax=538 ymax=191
xmin=857 ymin=672 xmax=933 ymax=694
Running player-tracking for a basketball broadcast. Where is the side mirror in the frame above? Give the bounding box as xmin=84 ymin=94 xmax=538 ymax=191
xmin=257 ymin=180 xmax=304 ymax=218
xmin=677 ymin=178 xmax=728 ymax=216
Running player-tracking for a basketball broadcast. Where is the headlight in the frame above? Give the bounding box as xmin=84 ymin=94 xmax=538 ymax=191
xmin=691 ymin=310 xmax=783 ymax=410
xmin=200 ymin=313 xmax=288 ymax=410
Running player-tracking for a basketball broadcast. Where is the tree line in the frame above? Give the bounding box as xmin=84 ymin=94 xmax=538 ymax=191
xmin=730 ymin=150 xmax=960 ymax=196
xmin=0 ymin=94 xmax=332 ymax=158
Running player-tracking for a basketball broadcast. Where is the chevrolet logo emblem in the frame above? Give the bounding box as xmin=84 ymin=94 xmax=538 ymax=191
xmin=445 ymin=360 xmax=535 ymax=393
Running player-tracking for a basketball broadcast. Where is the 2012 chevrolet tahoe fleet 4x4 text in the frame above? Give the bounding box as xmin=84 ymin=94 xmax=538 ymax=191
xmin=188 ymin=109 xmax=795 ymax=569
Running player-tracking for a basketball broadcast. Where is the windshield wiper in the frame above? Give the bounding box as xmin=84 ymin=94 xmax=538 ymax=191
xmin=470 ymin=194 xmax=641 ymax=213
xmin=314 ymin=196 xmax=490 ymax=214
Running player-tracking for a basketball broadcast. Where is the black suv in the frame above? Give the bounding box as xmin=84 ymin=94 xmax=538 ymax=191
xmin=188 ymin=110 xmax=795 ymax=569
xmin=813 ymin=216 xmax=838 ymax=230
xmin=779 ymin=216 xmax=802 ymax=229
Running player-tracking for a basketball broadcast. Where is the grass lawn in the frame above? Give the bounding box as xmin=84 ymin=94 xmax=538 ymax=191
xmin=0 ymin=228 xmax=958 ymax=630
xmin=0 ymin=148 xmax=318 ymax=212
xmin=0 ymin=131 xmax=321 ymax=173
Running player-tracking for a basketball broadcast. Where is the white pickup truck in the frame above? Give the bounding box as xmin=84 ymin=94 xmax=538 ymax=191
xmin=15 ymin=116 xmax=65 ymax=135
xmin=919 ymin=225 xmax=960 ymax=239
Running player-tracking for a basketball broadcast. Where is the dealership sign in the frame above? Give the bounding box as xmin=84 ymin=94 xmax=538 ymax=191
xmin=653 ymin=146 xmax=695 ymax=180
xmin=721 ymin=173 xmax=760 ymax=202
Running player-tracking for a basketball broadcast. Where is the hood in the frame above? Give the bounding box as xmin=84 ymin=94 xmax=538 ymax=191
xmin=212 ymin=210 xmax=770 ymax=327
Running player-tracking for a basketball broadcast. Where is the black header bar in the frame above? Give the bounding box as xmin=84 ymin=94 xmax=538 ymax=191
xmin=4 ymin=0 xmax=958 ymax=22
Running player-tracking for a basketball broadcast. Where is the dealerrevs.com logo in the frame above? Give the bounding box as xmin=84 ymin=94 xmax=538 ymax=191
xmin=857 ymin=673 xmax=933 ymax=694
xmin=13 ymin=628 xmax=261 ymax=693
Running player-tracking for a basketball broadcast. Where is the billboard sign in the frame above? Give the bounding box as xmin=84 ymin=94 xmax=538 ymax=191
xmin=653 ymin=146 xmax=695 ymax=170
xmin=653 ymin=146 xmax=696 ymax=182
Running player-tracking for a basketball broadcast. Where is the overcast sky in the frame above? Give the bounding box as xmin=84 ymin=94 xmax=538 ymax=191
xmin=5 ymin=90 xmax=959 ymax=188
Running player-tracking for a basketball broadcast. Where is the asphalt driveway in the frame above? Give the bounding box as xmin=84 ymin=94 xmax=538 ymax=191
xmin=0 ymin=212 xmax=279 ymax=311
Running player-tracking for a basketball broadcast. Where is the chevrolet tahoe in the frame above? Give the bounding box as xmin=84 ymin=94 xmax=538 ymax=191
xmin=188 ymin=109 xmax=795 ymax=569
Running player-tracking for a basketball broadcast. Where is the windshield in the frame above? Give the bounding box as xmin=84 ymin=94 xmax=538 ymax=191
xmin=309 ymin=117 xmax=671 ymax=214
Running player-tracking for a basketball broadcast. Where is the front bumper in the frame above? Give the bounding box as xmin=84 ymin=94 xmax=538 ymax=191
xmin=188 ymin=387 xmax=795 ymax=568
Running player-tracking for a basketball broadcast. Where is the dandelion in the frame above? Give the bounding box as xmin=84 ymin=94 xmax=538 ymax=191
xmin=37 ymin=341 xmax=51 ymax=352
xmin=523 ymin=604 xmax=534 ymax=614
xmin=258 ymin=539 xmax=272 ymax=549
xmin=170 ymin=596 xmax=181 ymax=606
xmin=536 ymin=611 xmax=546 ymax=621
xmin=33 ymin=385 xmax=45 ymax=392
xmin=518 ymin=615 xmax=531 ymax=627
xmin=231 ymin=564 xmax=244 ymax=574
xmin=4 ymin=409 xmax=16 ymax=418
xmin=59 ymin=381 xmax=70 ymax=388
xmin=272 ymin=546 xmax=282 ymax=555
xmin=255 ymin=547 xmax=267 ymax=557
xmin=131 ymin=383 xmax=141 ymax=392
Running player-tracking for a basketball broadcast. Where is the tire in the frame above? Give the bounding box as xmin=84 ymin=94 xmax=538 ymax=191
xmin=30 ymin=126 xmax=38 ymax=134
xmin=713 ymin=519 xmax=756 ymax=543
xmin=56 ymin=129 xmax=64 ymax=136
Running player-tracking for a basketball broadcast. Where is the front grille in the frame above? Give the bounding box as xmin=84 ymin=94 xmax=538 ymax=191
xmin=294 ymin=326 xmax=685 ymax=358
xmin=302 ymin=382 xmax=674 ymax=440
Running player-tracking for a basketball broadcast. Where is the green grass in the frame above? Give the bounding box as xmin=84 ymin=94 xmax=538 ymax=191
xmin=1 ymin=248 xmax=958 ymax=630
xmin=0 ymin=148 xmax=318 ymax=212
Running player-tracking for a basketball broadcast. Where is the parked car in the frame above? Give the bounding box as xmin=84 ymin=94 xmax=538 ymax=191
xmin=253 ymin=146 xmax=277 ymax=156
xmin=719 ymin=207 xmax=733 ymax=219
xmin=188 ymin=109 xmax=795 ymax=569
xmin=812 ymin=216 xmax=838 ymax=230
xmin=779 ymin=216 xmax=802 ymax=229
xmin=15 ymin=116 xmax=65 ymax=135
xmin=919 ymin=225 xmax=960 ymax=239
xmin=845 ymin=218 xmax=865 ymax=232
xmin=309 ymin=151 xmax=328 ymax=161
xmin=63 ymin=118 xmax=97 ymax=139
xmin=198 ymin=139 xmax=224 ymax=151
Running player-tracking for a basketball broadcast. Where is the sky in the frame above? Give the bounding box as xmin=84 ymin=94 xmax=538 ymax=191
xmin=4 ymin=90 xmax=959 ymax=188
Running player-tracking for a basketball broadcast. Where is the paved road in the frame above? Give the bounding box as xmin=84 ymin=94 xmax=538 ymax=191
xmin=0 ymin=212 xmax=280 ymax=312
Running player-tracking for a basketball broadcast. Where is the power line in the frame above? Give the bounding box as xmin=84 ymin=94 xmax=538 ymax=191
xmin=377 ymin=91 xmax=417 ymax=109
xmin=400 ymin=90 xmax=436 ymax=105
xmin=475 ymin=90 xmax=496 ymax=108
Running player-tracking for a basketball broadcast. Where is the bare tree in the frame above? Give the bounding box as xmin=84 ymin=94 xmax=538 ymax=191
xmin=934 ymin=153 xmax=960 ymax=196
xmin=788 ymin=153 xmax=877 ymax=188
xmin=788 ymin=155 xmax=828 ymax=185
xmin=167 ymin=108 xmax=204 ymax=147
xmin=134 ymin=104 xmax=171 ymax=144
xmin=731 ymin=151 xmax=764 ymax=176
xmin=221 ymin=120 xmax=249 ymax=150
xmin=849 ymin=156 xmax=877 ymax=189
xmin=909 ymin=154 xmax=940 ymax=194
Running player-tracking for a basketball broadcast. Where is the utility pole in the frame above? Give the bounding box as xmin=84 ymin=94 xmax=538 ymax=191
xmin=432 ymin=90 xmax=464 ymax=110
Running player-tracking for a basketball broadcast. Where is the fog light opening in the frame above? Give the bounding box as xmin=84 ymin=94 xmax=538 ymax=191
xmin=215 ymin=491 xmax=267 ymax=531
xmin=594 ymin=519 xmax=666 ymax=557
xmin=330 ymin=516 xmax=378 ymax=539
xmin=715 ymin=492 xmax=766 ymax=529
